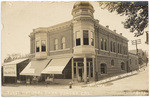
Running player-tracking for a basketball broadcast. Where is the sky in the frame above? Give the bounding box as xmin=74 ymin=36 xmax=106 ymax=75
xmin=1 ymin=1 xmax=149 ymax=63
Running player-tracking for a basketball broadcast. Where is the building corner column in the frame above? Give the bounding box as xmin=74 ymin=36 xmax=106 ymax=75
xmin=88 ymin=62 xmax=91 ymax=79
xmin=76 ymin=62 xmax=78 ymax=81
xmin=92 ymin=58 xmax=95 ymax=81
xmin=71 ymin=58 xmax=74 ymax=81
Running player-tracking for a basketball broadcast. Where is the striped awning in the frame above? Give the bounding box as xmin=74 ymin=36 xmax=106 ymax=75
xmin=20 ymin=59 xmax=51 ymax=76
xmin=41 ymin=57 xmax=71 ymax=74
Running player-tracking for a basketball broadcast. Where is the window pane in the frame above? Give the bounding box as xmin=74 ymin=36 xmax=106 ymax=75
xmin=62 ymin=37 xmax=65 ymax=43
xmin=113 ymin=42 xmax=115 ymax=52
xmin=111 ymin=60 xmax=114 ymax=66
xmin=76 ymin=38 xmax=80 ymax=46
xmin=84 ymin=38 xmax=89 ymax=45
xmin=101 ymin=39 xmax=103 ymax=50
xmin=41 ymin=40 xmax=46 ymax=52
xmin=120 ymin=45 xmax=122 ymax=54
xmin=76 ymin=32 xmax=80 ymax=38
xmin=104 ymin=39 xmax=107 ymax=50
xmin=101 ymin=64 xmax=106 ymax=74
xmin=83 ymin=30 xmax=88 ymax=38
xmin=36 ymin=41 xmax=40 ymax=52
xmin=55 ymin=39 xmax=58 ymax=44
xmin=83 ymin=30 xmax=89 ymax=45
xmin=54 ymin=39 xmax=58 ymax=50
xmin=110 ymin=41 xmax=113 ymax=52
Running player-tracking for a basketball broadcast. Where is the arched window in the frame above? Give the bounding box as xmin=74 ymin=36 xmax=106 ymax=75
xmin=100 ymin=63 xmax=107 ymax=74
xmin=121 ymin=62 xmax=125 ymax=70
xmin=113 ymin=42 xmax=115 ymax=52
xmin=54 ymin=39 xmax=58 ymax=50
xmin=110 ymin=41 xmax=113 ymax=52
xmin=111 ymin=60 xmax=114 ymax=66
xmin=101 ymin=38 xmax=104 ymax=50
xmin=61 ymin=37 xmax=66 ymax=49
xmin=104 ymin=39 xmax=107 ymax=50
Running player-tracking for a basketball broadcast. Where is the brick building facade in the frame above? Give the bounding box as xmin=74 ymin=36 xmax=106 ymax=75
xmin=21 ymin=2 xmax=129 ymax=83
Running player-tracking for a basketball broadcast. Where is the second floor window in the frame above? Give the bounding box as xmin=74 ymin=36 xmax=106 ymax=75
xmin=76 ymin=32 xmax=81 ymax=46
xmin=101 ymin=38 xmax=103 ymax=50
xmin=113 ymin=42 xmax=115 ymax=52
xmin=36 ymin=41 xmax=40 ymax=52
xmin=76 ymin=38 xmax=80 ymax=46
xmin=41 ymin=40 xmax=46 ymax=52
xmin=120 ymin=44 xmax=122 ymax=54
xmin=61 ymin=37 xmax=66 ymax=49
xmin=110 ymin=41 xmax=113 ymax=52
xmin=104 ymin=39 xmax=107 ymax=50
xmin=54 ymin=39 xmax=58 ymax=50
xmin=118 ymin=43 xmax=120 ymax=53
xmin=83 ymin=30 xmax=89 ymax=45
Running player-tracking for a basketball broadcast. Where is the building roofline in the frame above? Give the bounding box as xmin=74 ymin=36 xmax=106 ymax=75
xmin=95 ymin=20 xmax=128 ymax=41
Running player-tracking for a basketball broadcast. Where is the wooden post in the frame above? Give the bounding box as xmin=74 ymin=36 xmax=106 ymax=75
xmin=84 ymin=57 xmax=87 ymax=83
xmin=88 ymin=62 xmax=91 ymax=79
xmin=71 ymin=58 xmax=74 ymax=81
xmin=92 ymin=58 xmax=95 ymax=81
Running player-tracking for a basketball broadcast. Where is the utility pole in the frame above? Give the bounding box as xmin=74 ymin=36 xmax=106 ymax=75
xmin=131 ymin=39 xmax=141 ymax=55
xmin=131 ymin=39 xmax=141 ymax=70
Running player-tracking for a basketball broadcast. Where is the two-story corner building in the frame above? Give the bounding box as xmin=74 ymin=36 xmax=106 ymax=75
xmin=20 ymin=2 xmax=129 ymax=83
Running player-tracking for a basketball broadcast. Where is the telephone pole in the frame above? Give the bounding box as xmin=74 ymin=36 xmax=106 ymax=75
xmin=131 ymin=39 xmax=141 ymax=55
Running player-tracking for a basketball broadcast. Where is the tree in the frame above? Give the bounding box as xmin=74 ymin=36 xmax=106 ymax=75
xmin=98 ymin=1 xmax=148 ymax=37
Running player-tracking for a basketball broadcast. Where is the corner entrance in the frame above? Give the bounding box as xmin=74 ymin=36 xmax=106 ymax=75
xmin=72 ymin=58 xmax=95 ymax=83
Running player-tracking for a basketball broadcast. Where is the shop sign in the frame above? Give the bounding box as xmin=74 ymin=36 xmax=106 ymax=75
xmin=3 ymin=64 xmax=17 ymax=77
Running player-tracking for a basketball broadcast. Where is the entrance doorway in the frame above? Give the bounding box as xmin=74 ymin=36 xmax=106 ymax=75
xmin=78 ymin=67 xmax=83 ymax=82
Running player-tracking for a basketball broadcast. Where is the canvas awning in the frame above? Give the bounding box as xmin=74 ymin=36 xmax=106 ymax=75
xmin=3 ymin=58 xmax=29 ymax=77
xmin=20 ymin=59 xmax=51 ymax=76
xmin=41 ymin=57 xmax=71 ymax=74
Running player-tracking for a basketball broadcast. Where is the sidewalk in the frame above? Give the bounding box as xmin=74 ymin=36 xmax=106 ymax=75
xmin=84 ymin=63 xmax=148 ymax=87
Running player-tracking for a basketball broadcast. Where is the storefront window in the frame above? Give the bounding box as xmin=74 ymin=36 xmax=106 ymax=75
xmin=41 ymin=40 xmax=46 ymax=52
xmin=83 ymin=30 xmax=89 ymax=45
xmin=36 ymin=41 xmax=40 ymax=52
